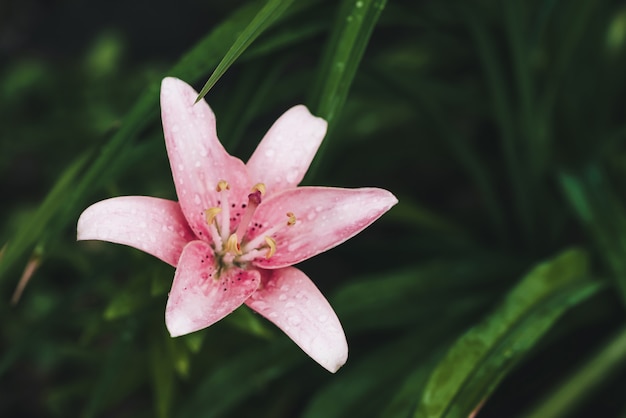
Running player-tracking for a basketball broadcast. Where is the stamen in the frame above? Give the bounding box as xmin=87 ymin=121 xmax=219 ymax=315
xmin=204 ymin=207 xmax=221 ymax=225
xmin=216 ymin=180 xmax=231 ymax=242
xmin=264 ymin=236 xmax=276 ymax=259
xmin=225 ymin=234 xmax=242 ymax=255
xmin=241 ymin=211 xmax=298 ymax=254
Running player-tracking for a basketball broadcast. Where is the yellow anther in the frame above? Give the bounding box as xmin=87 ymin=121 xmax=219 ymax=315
xmin=286 ymin=212 xmax=296 ymax=226
xmin=225 ymin=234 xmax=242 ymax=255
xmin=251 ymin=183 xmax=266 ymax=195
xmin=204 ymin=207 xmax=222 ymax=225
xmin=264 ymin=236 xmax=277 ymax=259
xmin=216 ymin=180 xmax=230 ymax=192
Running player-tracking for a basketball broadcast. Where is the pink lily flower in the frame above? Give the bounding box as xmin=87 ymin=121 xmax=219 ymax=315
xmin=77 ymin=77 xmax=397 ymax=372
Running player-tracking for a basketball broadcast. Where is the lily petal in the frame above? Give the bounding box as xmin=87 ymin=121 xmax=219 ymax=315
xmin=250 ymin=187 xmax=398 ymax=269
xmin=165 ymin=240 xmax=261 ymax=337
xmin=246 ymin=105 xmax=327 ymax=194
xmin=77 ymin=196 xmax=194 ymax=267
xmin=161 ymin=77 xmax=250 ymax=240
xmin=246 ymin=267 xmax=347 ymax=373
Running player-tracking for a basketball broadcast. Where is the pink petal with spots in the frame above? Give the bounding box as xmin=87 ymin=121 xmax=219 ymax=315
xmin=161 ymin=77 xmax=251 ymax=240
xmin=246 ymin=105 xmax=327 ymax=195
xmin=249 ymin=187 xmax=398 ymax=269
xmin=165 ymin=240 xmax=261 ymax=337
xmin=77 ymin=196 xmax=195 ymax=267
xmin=245 ymin=267 xmax=347 ymax=372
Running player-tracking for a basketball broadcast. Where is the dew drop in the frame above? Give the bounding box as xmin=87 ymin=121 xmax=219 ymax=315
xmin=318 ymin=315 xmax=328 ymax=323
xmin=265 ymin=148 xmax=276 ymax=157
xmin=278 ymin=294 xmax=287 ymax=301
xmin=288 ymin=315 xmax=301 ymax=326
xmin=194 ymin=194 xmax=201 ymax=205
xmin=199 ymin=146 xmax=208 ymax=157
xmin=269 ymin=312 xmax=279 ymax=319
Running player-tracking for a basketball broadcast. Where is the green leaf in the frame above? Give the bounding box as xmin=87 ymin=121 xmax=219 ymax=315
xmin=559 ymin=167 xmax=626 ymax=303
xmin=333 ymin=256 xmax=524 ymax=333
xmin=0 ymin=152 xmax=89 ymax=281
xmin=150 ymin=335 xmax=175 ymax=418
xmin=311 ymin=0 xmax=387 ymax=126
xmin=414 ymin=248 xmax=601 ymax=418
xmin=301 ymin=332 xmax=426 ymax=418
xmin=194 ymin=0 xmax=296 ymax=102
xmin=176 ymin=340 xmax=301 ymax=418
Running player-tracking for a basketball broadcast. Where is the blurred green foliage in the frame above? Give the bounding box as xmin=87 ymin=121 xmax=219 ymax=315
xmin=2 ymin=0 xmax=626 ymax=417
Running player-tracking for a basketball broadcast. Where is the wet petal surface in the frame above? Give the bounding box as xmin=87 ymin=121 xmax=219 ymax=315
xmin=165 ymin=240 xmax=261 ymax=337
xmin=161 ymin=77 xmax=250 ymax=240
xmin=246 ymin=105 xmax=327 ymax=194
xmin=246 ymin=267 xmax=347 ymax=373
xmin=77 ymin=196 xmax=194 ymax=267
xmin=250 ymin=187 xmax=398 ymax=269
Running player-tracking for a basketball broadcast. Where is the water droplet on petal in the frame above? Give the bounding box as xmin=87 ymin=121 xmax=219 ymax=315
xmin=318 ymin=315 xmax=328 ymax=323
xmin=288 ymin=315 xmax=301 ymax=326
xmin=278 ymin=294 xmax=287 ymax=301
xmin=194 ymin=194 xmax=201 ymax=205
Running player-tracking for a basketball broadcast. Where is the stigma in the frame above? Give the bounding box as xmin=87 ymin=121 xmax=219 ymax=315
xmin=203 ymin=181 xmax=296 ymax=269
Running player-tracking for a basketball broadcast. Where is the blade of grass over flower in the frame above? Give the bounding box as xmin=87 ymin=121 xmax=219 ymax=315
xmin=194 ymin=0 xmax=296 ymax=102
xmin=414 ymin=249 xmax=601 ymax=418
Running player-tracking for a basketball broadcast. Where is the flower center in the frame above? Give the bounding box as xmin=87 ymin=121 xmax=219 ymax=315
xmin=203 ymin=181 xmax=295 ymax=273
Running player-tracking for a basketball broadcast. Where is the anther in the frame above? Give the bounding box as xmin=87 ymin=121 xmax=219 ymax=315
xmin=264 ymin=236 xmax=277 ymax=259
xmin=251 ymin=183 xmax=266 ymax=195
xmin=205 ymin=207 xmax=222 ymax=225
xmin=217 ymin=180 xmax=230 ymax=192
xmin=286 ymin=212 xmax=296 ymax=226
xmin=225 ymin=234 xmax=242 ymax=255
